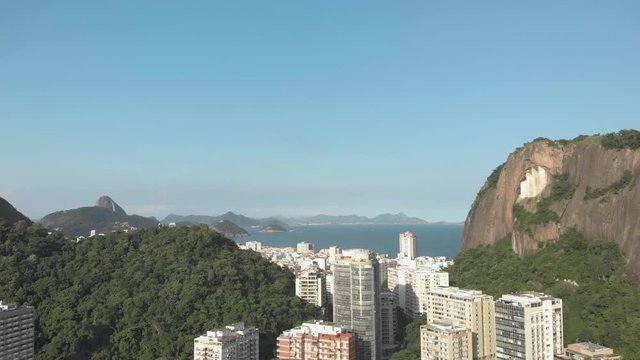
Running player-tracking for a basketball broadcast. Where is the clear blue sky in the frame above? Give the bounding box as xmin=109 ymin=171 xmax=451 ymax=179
xmin=1 ymin=1 xmax=638 ymax=221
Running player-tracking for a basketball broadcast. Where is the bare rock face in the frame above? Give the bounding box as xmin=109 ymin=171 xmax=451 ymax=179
xmin=96 ymin=195 xmax=127 ymax=216
xmin=462 ymin=137 xmax=640 ymax=284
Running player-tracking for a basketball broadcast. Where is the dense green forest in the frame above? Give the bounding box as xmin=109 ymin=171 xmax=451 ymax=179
xmin=392 ymin=230 xmax=640 ymax=359
xmin=0 ymin=222 xmax=320 ymax=359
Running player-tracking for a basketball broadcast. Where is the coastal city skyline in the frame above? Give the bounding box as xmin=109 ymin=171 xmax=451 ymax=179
xmin=1 ymin=1 xmax=639 ymax=359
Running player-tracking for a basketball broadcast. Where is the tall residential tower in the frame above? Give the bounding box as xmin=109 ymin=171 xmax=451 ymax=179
xmin=332 ymin=249 xmax=382 ymax=360
xmin=398 ymin=231 xmax=417 ymax=260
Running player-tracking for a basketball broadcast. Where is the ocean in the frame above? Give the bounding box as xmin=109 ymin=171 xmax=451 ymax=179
xmin=238 ymin=223 xmax=463 ymax=259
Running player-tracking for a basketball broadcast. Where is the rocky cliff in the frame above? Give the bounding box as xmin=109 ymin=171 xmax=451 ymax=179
xmin=462 ymin=131 xmax=640 ymax=284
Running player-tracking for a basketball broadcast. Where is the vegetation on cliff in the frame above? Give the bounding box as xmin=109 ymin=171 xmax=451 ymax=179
xmin=0 ymin=223 xmax=320 ymax=360
xmin=393 ymin=230 xmax=640 ymax=359
xmin=584 ymin=170 xmax=634 ymax=201
xmin=211 ymin=220 xmax=249 ymax=237
xmin=512 ymin=174 xmax=576 ymax=236
xmin=448 ymin=230 xmax=640 ymax=357
xmin=0 ymin=197 xmax=32 ymax=225
xmin=600 ymin=129 xmax=640 ymax=150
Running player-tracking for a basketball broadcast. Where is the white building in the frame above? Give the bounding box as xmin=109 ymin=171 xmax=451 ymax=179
xmin=245 ymin=241 xmax=262 ymax=252
xmin=426 ymin=287 xmax=496 ymax=360
xmin=495 ymin=292 xmax=563 ymax=360
xmin=193 ymin=323 xmax=259 ymax=360
xmin=295 ymin=269 xmax=325 ymax=307
xmin=398 ymin=231 xmax=417 ymax=260
xmin=297 ymin=242 xmax=314 ymax=254
xmin=388 ymin=265 xmax=449 ymax=318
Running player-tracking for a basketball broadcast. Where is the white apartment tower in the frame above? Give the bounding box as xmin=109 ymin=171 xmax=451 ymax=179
xmin=426 ymin=287 xmax=496 ymax=360
xmin=297 ymin=242 xmax=314 ymax=254
xmin=245 ymin=241 xmax=262 ymax=252
xmin=193 ymin=323 xmax=259 ymax=360
xmin=295 ymin=270 xmax=325 ymax=307
xmin=332 ymin=249 xmax=382 ymax=360
xmin=495 ymin=292 xmax=563 ymax=360
xmin=388 ymin=266 xmax=449 ymax=318
xmin=421 ymin=320 xmax=473 ymax=360
xmin=398 ymin=231 xmax=417 ymax=259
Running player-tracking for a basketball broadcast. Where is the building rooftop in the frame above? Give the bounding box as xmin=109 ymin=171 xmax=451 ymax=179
xmin=430 ymin=286 xmax=491 ymax=300
xmin=498 ymin=292 xmax=561 ymax=306
xmin=280 ymin=321 xmax=349 ymax=337
xmin=568 ymin=342 xmax=615 ymax=355
xmin=195 ymin=323 xmax=258 ymax=344
xmin=423 ymin=320 xmax=470 ymax=334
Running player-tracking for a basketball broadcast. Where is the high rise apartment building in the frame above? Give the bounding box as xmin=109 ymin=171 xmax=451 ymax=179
xmin=0 ymin=301 xmax=34 ymax=360
xmin=276 ymin=321 xmax=356 ymax=360
xmin=388 ymin=266 xmax=449 ymax=318
xmin=398 ymin=231 xmax=417 ymax=259
xmin=332 ymin=249 xmax=381 ymax=360
xmin=426 ymin=287 xmax=496 ymax=360
xmin=380 ymin=291 xmax=398 ymax=359
xmin=193 ymin=323 xmax=259 ymax=360
xmin=495 ymin=292 xmax=563 ymax=360
xmin=420 ymin=320 xmax=473 ymax=360
xmin=295 ymin=269 xmax=325 ymax=307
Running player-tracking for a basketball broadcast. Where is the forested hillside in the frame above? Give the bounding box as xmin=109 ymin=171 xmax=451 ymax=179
xmin=392 ymin=230 xmax=640 ymax=359
xmin=0 ymin=223 xmax=320 ymax=359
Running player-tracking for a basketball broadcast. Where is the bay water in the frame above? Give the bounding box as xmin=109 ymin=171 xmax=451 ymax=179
xmin=239 ymin=223 xmax=463 ymax=259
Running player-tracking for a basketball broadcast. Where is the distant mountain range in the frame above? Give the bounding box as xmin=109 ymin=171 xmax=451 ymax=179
xmin=162 ymin=212 xmax=428 ymax=226
xmin=7 ymin=193 xmax=434 ymax=239
xmin=39 ymin=196 xmax=159 ymax=237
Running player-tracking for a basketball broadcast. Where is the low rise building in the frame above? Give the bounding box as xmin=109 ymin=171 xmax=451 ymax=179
xmin=421 ymin=320 xmax=473 ymax=360
xmin=276 ymin=321 xmax=356 ymax=360
xmin=193 ymin=323 xmax=259 ymax=360
xmin=555 ymin=342 xmax=623 ymax=360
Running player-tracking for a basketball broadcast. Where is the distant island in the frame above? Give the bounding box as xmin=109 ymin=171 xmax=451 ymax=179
xmin=259 ymin=224 xmax=288 ymax=233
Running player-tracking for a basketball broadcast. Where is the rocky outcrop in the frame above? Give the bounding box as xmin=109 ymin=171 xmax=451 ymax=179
xmin=96 ymin=195 xmax=127 ymax=216
xmin=463 ymin=135 xmax=640 ymax=284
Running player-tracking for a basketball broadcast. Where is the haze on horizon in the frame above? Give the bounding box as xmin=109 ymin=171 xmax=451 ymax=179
xmin=1 ymin=1 xmax=638 ymax=222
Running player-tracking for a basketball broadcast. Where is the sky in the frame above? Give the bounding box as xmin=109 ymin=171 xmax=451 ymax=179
xmin=1 ymin=1 xmax=638 ymax=222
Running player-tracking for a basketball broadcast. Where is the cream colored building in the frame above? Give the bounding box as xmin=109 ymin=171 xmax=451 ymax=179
xmin=421 ymin=320 xmax=472 ymax=360
xmin=426 ymin=287 xmax=496 ymax=360
xmin=399 ymin=231 xmax=418 ymax=259
xmin=495 ymin=292 xmax=563 ymax=360
xmin=295 ymin=269 xmax=325 ymax=307
xmin=193 ymin=323 xmax=259 ymax=360
xmin=555 ymin=342 xmax=623 ymax=360
xmin=388 ymin=266 xmax=449 ymax=318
